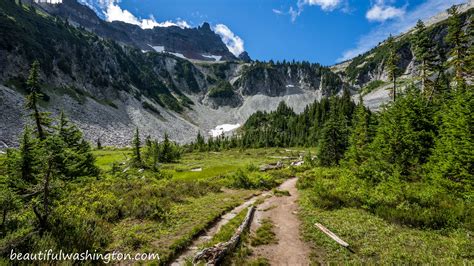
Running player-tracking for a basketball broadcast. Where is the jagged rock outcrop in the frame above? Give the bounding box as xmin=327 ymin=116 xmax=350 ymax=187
xmin=236 ymin=62 xmax=344 ymax=97
xmin=238 ymin=51 xmax=251 ymax=62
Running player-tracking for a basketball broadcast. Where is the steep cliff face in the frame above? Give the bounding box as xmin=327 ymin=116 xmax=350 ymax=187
xmin=236 ymin=62 xmax=344 ymax=97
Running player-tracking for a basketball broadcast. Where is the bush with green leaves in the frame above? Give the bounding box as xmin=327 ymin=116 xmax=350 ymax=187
xmin=299 ymin=167 xmax=472 ymax=230
xmin=228 ymin=169 xmax=279 ymax=190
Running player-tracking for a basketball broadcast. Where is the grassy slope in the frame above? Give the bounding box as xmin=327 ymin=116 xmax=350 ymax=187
xmin=299 ymin=190 xmax=473 ymax=264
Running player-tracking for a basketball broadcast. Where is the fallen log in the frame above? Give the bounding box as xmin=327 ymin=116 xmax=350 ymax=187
xmin=259 ymin=161 xmax=283 ymax=172
xmin=315 ymin=223 xmax=354 ymax=253
xmin=290 ymin=160 xmax=304 ymax=166
xmin=194 ymin=206 xmax=255 ymax=265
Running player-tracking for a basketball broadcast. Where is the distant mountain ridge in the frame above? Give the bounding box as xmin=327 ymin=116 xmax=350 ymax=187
xmin=35 ymin=0 xmax=237 ymax=61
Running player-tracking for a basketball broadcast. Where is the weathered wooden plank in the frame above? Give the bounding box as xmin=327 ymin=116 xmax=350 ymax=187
xmin=315 ymin=223 xmax=350 ymax=248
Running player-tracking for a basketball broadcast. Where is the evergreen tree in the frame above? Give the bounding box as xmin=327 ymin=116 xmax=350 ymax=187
xmin=196 ymin=132 xmax=206 ymax=152
xmin=0 ymin=186 xmax=20 ymax=235
xmin=466 ymin=16 xmax=474 ymax=85
xmin=26 ymin=60 xmax=50 ymax=140
xmin=56 ymin=112 xmax=98 ymax=178
xmin=159 ymin=133 xmax=172 ymax=163
xmin=33 ymin=135 xmax=65 ymax=233
xmin=317 ymin=99 xmax=348 ymax=166
xmin=132 ymin=128 xmax=142 ymax=167
xmin=339 ymin=87 xmax=355 ymax=123
xmin=432 ymin=44 xmax=451 ymax=101
xmin=97 ymin=138 xmax=102 ymax=150
xmin=149 ymin=141 xmax=160 ymax=171
xmin=343 ymin=97 xmax=372 ymax=168
xmin=19 ymin=126 xmax=36 ymax=184
xmin=445 ymin=5 xmax=469 ymax=89
xmin=386 ymin=35 xmax=400 ymax=101
xmin=361 ymin=86 xmax=435 ymax=181
xmin=57 ymin=111 xmax=82 ymax=148
xmin=426 ymin=89 xmax=473 ymax=193
xmin=412 ymin=20 xmax=437 ymax=96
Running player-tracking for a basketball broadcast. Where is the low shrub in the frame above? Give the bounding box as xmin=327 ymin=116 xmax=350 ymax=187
xmin=228 ymin=169 xmax=279 ymax=190
xmin=300 ymin=167 xmax=472 ymax=230
xmin=208 ymin=81 xmax=235 ymax=98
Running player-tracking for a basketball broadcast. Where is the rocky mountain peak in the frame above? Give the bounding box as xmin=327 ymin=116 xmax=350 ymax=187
xmin=238 ymin=51 xmax=251 ymax=62
xmin=200 ymin=22 xmax=212 ymax=31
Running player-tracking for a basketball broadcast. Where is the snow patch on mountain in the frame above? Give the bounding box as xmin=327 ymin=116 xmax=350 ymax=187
xmin=209 ymin=123 xmax=241 ymax=137
xmin=169 ymin=52 xmax=188 ymax=59
xmin=151 ymin=45 xmax=165 ymax=52
xmin=202 ymin=54 xmax=222 ymax=62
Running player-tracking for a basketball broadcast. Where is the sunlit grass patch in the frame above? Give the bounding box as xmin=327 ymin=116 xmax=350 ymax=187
xmin=200 ymin=207 xmax=249 ymax=249
xmin=299 ymin=190 xmax=473 ymax=264
xmin=251 ymin=219 xmax=278 ymax=246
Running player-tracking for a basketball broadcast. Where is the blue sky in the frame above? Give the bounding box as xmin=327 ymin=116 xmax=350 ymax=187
xmin=79 ymin=0 xmax=468 ymax=65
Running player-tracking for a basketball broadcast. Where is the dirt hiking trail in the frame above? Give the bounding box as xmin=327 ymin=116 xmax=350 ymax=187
xmin=250 ymin=177 xmax=311 ymax=265
xmin=171 ymin=177 xmax=311 ymax=265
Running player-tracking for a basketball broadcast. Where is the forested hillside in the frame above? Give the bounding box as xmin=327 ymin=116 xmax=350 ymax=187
xmin=334 ymin=6 xmax=473 ymax=88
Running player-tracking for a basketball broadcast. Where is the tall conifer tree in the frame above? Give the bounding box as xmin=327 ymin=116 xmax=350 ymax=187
xmin=445 ymin=5 xmax=469 ymax=89
xmin=412 ymin=20 xmax=437 ymax=96
xmin=386 ymin=35 xmax=400 ymax=101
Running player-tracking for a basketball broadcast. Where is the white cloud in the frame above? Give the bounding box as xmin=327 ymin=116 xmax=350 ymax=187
xmin=366 ymin=1 xmax=405 ymax=22
xmin=79 ymin=0 xmax=190 ymax=29
xmin=301 ymin=0 xmax=342 ymax=11
xmin=337 ymin=0 xmax=467 ymax=62
xmin=105 ymin=3 xmax=191 ymax=29
xmin=285 ymin=0 xmax=343 ymax=22
xmin=213 ymin=24 xmax=245 ymax=57
xmin=289 ymin=6 xmax=302 ymax=22
xmin=105 ymin=2 xmax=141 ymax=25
xmin=140 ymin=16 xmax=191 ymax=29
xmin=272 ymin=8 xmax=284 ymax=15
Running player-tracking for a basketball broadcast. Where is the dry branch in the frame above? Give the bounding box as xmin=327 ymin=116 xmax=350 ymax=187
xmin=194 ymin=206 xmax=255 ymax=265
xmin=315 ymin=223 xmax=354 ymax=253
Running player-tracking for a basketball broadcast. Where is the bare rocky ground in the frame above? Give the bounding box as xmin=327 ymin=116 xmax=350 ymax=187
xmin=250 ymin=178 xmax=311 ymax=265
xmin=0 ymin=84 xmax=323 ymax=148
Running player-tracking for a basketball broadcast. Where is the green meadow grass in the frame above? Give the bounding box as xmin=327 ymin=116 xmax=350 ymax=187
xmin=298 ymin=190 xmax=473 ymax=264
xmin=93 ymin=147 xmax=307 ymax=181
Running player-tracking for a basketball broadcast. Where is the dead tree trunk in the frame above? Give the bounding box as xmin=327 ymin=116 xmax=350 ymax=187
xmin=194 ymin=206 xmax=255 ymax=265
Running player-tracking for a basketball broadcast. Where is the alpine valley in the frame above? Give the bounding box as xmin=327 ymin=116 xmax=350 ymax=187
xmin=0 ymin=0 xmax=473 ymax=265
